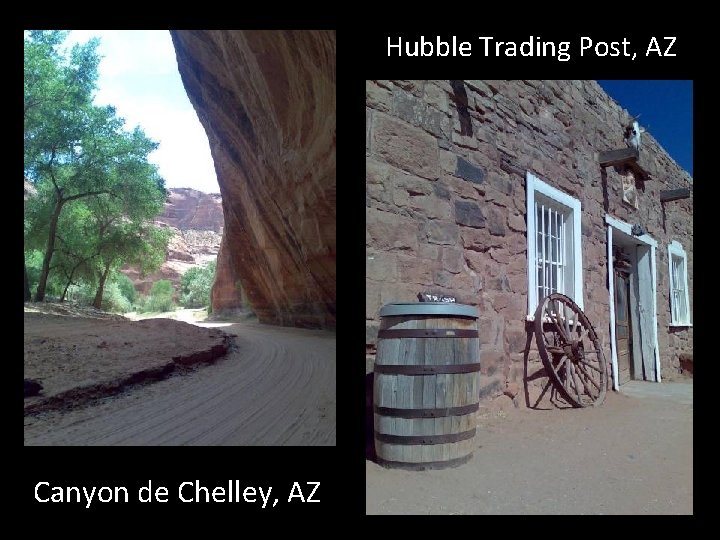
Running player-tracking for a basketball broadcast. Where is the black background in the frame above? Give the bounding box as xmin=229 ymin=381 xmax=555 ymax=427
xmin=19 ymin=16 xmax=702 ymax=523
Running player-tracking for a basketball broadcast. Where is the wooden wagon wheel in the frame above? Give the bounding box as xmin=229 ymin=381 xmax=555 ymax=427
xmin=534 ymin=293 xmax=608 ymax=407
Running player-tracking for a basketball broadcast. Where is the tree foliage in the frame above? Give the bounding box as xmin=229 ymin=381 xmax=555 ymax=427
xmin=114 ymin=273 xmax=137 ymax=304
xmin=180 ymin=259 xmax=217 ymax=308
xmin=24 ymin=30 xmax=170 ymax=307
xmin=140 ymin=279 xmax=176 ymax=313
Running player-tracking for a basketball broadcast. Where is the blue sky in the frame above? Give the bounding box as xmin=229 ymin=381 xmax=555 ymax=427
xmin=65 ymin=31 xmax=220 ymax=193
xmin=597 ymin=80 xmax=693 ymax=176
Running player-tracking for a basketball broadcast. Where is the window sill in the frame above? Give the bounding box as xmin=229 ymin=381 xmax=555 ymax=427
xmin=669 ymin=323 xmax=692 ymax=328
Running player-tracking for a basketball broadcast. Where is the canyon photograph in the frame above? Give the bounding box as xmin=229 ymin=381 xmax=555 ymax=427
xmin=24 ymin=30 xmax=336 ymax=446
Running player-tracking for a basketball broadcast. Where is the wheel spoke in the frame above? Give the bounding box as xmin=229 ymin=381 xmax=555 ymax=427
xmin=568 ymin=363 xmax=583 ymax=403
xmin=553 ymin=356 xmax=568 ymax=378
xmin=572 ymin=312 xmax=579 ymax=337
xmin=579 ymin=358 xmax=603 ymax=373
xmin=562 ymin=303 xmax=572 ymax=340
xmin=575 ymin=362 xmax=601 ymax=393
xmin=548 ymin=303 xmax=569 ymax=342
xmin=535 ymin=293 xmax=607 ymax=407
xmin=574 ymin=362 xmax=596 ymax=398
xmin=564 ymin=358 xmax=572 ymax=394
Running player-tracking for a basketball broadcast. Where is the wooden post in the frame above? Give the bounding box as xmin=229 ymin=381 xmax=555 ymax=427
xmin=598 ymin=148 xmax=639 ymax=167
xmin=660 ymin=188 xmax=691 ymax=202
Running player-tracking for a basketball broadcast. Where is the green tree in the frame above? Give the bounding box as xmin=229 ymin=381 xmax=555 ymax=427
xmin=82 ymin=176 xmax=169 ymax=309
xmin=180 ymin=259 xmax=217 ymax=308
xmin=145 ymin=280 xmax=175 ymax=313
xmin=91 ymin=220 xmax=171 ymax=309
xmin=49 ymin=200 xmax=100 ymax=301
xmin=24 ymin=31 xmax=168 ymax=303
xmin=114 ymin=273 xmax=137 ymax=305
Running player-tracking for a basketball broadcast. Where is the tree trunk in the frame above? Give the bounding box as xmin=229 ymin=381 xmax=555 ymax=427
xmin=34 ymin=198 xmax=64 ymax=302
xmin=60 ymin=257 xmax=87 ymax=303
xmin=92 ymin=261 xmax=112 ymax=309
xmin=60 ymin=280 xmax=71 ymax=303
xmin=24 ymin=262 xmax=31 ymax=303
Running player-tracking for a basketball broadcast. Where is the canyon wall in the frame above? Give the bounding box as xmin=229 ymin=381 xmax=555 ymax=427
xmin=170 ymin=30 xmax=336 ymax=329
xmin=122 ymin=188 xmax=224 ymax=294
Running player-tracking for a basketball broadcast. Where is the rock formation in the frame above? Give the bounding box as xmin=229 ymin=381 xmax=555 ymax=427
xmin=160 ymin=188 xmax=223 ymax=233
xmin=170 ymin=31 xmax=336 ymax=329
xmin=121 ymin=188 xmax=224 ymax=294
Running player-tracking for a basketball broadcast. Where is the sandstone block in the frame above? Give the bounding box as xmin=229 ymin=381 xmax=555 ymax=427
xmin=394 ymin=90 xmax=450 ymax=139
xmin=422 ymin=220 xmax=459 ymax=245
xmin=366 ymin=208 xmax=419 ymax=251
xmin=455 ymin=200 xmax=486 ymax=228
xmin=366 ymin=80 xmax=392 ymax=112
xmin=366 ymin=251 xmax=398 ymax=282
xmin=417 ymin=243 xmax=440 ymax=260
xmin=487 ymin=206 xmax=507 ymax=236
xmin=433 ymin=270 xmax=453 ymax=288
xmin=508 ymin=212 xmax=526 ymax=232
xmin=424 ymin=82 xmax=449 ymax=111
xmin=372 ymin=113 xmax=440 ymax=180
xmin=455 ymin=156 xmax=486 ymax=184
xmin=442 ymin=247 xmax=464 ymax=274
xmin=433 ymin=182 xmax=450 ymax=199
xmin=397 ymin=254 xmax=435 ymax=284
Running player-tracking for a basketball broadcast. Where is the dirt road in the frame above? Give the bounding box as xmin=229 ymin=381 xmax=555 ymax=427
xmin=24 ymin=321 xmax=336 ymax=446
xmin=366 ymin=381 xmax=692 ymax=515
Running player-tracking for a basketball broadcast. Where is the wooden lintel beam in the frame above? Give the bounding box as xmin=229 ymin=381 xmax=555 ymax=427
xmin=598 ymin=147 xmax=639 ymax=167
xmin=660 ymin=188 xmax=691 ymax=202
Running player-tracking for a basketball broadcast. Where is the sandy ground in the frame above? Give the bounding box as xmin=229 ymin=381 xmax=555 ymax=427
xmin=366 ymin=380 xmax=692 ymax=515
xmin=25 ymin=311 xmax=336 ymax=445
xmin=24 ymin=308 xmax=230 ymax=414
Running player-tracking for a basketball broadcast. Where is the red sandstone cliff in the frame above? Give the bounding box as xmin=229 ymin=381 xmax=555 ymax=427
xmin=171 ymin=30 xmax=336 ymax=329
xmin=121 ymin=188 xmax=224 ymax=294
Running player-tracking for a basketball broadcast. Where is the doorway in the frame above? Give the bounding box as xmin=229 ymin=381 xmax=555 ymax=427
xmin=613 ymin=249 xmax=633 ymax=384
xmin=605 ymin=215 xmax=661 ymax=390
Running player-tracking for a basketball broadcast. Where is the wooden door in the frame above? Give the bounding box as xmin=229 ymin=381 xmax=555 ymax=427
xmin=614 ymin=270 xmax=633 ymax=384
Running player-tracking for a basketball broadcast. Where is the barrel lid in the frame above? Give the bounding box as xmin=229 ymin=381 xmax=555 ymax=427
xmin=379 ymin=302 xmax=479 ymax=318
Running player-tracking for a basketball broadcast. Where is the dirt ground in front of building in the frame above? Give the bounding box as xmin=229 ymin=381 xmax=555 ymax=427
xmin=366 ymin=380 xmax=692 ymax=515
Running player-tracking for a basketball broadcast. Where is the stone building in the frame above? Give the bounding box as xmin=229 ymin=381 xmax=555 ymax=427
xmin=365 ymin=80 xmax=693 ymax=405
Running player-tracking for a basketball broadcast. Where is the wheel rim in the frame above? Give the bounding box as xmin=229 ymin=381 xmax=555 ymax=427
xmin=534 ymin=293 xmax=608 ymax=407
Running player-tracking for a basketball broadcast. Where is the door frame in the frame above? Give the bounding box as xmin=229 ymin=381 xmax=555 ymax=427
xmin=605 ymin=214 xmax=662 ymax=390
xmin=613 ymin=267 xmax=633 ymax=383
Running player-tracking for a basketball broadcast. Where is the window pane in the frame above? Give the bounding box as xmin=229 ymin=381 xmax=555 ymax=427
xmin=670 ymin=253 xmax=688 ymax=324
xmin=528 ymin=178 xmax=581 ymax=316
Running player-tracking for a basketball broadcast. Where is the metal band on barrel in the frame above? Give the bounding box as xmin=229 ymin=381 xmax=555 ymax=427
xmin=374 ymin=428 xmax=476 ymax=445
xmin=374 ymin=403 xmax=479 ymax=418
xmin=374 ymin=363 xmax=481 ymax=375
xmin=378 ymin=329 xmax=478 ymax=339
xmin=375 ymin=454 xmax=473 ymax=470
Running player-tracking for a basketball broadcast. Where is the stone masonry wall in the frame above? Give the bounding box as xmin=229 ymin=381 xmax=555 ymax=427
xmin=366 ymin=80 xmax=693 ymax=403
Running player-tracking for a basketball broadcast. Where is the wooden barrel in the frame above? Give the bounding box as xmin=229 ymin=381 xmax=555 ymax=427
xmin=373 ymin=302 xmax=480 ymax=470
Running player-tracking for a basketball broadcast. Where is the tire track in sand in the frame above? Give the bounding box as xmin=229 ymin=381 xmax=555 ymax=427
xmin=24 ymin=321 xmax=336 ymax=446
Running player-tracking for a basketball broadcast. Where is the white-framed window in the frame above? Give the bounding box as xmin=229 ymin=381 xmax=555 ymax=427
xmin=526 ymin=172 xmax=583 ymax=317
xmin=668 ymin=240 xmax=691 ymax=326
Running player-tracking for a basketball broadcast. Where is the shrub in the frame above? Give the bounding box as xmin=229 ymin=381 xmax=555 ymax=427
xmin=180 ymin=259 xmax=216 ymax=308
xmin=143 ymin=279 xmax=176 ymax=313
xmin=101 ymin=281 xmax=132 ymax=313
xmin=113 ymin=273 xmax=137 ymax=304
